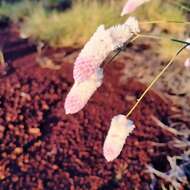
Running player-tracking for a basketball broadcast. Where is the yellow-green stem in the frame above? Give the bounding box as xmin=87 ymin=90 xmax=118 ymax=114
xmin=126 ymin=44 xmax=187 ymax=118
xmin=137 ymin=34 xmax=190 ymax=46
xmin=141 ymin=20 xmax=190 ymax=24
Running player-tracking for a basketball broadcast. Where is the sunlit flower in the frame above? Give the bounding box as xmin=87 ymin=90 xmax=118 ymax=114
xmin=103 ymin=115 xmax=135 ymax=162
xmin=73 ymin=57 xmax=99 ymax=83
xmin=108 ymin=17 xmax=140 ymax=49
xmin=74 ymin=17 xmax=140 ymax=83
xmin=121 ymin=0 xmax=150 ymax=16
xmin=66 ymin=17 xmax=140 ymax=114
xmin=185 ymin=38 xmax=190 ymax=50
xmin=64 ymin=68 xmax=103 ymax=114
xmin=73 ymin=25 xmax=114 ymax=83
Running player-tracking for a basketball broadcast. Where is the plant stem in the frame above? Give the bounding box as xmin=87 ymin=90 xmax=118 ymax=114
xmin=104 ymin=33 xmax=190 ymax=68
xmin=126 ymin=44 xmax=187 ymax=118
xmin=102 ymin=36 xmax=139 ymax=67
xmin=137 ymin=34 xmax=162 ymax=40
xmin=103 ymin=49 xmax=121 ymax=66
xmin=168 ymin=0 xmax=190 ymax=12
xmin=101 ymin=33 xmax=189 ymax=118
xmin=137 ymin=34 xmax=190 ymax=46
xmin=171 ymin=38 xmax=190 ymax=46
xmin=141 ymin=20 xmax=190 ymax=24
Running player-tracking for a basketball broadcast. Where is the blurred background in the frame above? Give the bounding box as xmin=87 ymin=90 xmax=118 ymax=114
xmin=0 ymin=1 xmax=190 ymax=190
xmin=0 ymin=0 xmax=189 ymax=47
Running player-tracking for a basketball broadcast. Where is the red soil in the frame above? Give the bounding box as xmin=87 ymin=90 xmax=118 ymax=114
xmin=0 ymin=25 xmax=188 ymax=190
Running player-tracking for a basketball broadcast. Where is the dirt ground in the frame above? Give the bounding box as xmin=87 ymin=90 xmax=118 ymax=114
xmin=0 ymin=24 xmax=189 ymax=190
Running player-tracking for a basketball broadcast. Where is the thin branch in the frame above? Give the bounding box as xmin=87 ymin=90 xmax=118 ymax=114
xmin=126 ymin=44 xmax=187 ymax=118
xmin=101 ymin=36 xmax=139 ymax=67
xmin=137 ymin=34 xmax=190 ymax=47
xmin=141 ymin=20 xmax=190 ymax=24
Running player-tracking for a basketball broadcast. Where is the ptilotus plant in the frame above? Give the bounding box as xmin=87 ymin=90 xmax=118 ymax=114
xmin=64 ymin=0 xmax=190 ymax=162
xmin=64 ymin=16 xmax=140 ymax=114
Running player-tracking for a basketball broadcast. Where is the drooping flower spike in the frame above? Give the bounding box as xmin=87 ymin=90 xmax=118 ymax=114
xmin=65 ymin=17 xmax=140 ymax=114
xmin=102 ymin=37 xmax=190 ymax=162
xmin=103 ymin=115 xmax=135 ymax=162
xmin=73 ymin=25 xmax=114 ymax=83
xmin=121 ymin=0 xmax=151 ymax=16
xmin=73 ymin=17 xmax=140 ymax=83
xmin=64 ymin=68 xmax=103 ymax=114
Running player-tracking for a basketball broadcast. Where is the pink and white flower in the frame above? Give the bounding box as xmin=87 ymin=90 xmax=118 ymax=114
xmin=73 ymin=57 xmax=99 ymax=82
xmin=64 ymin=68 xmax=103 ymax=114
xmin=121 ymin=0 xmax=151 ymax=16
xmin=103 ymin=115 xmax=135 ymax=162
xmin=73 ymin=17 xmax=140 ymax=83
xmin=108 ymin=17 xmax=140 ymax=49
xmin=65 ymin=17 xmax=140 ymax=114
xmin=73 ymin=25 xmax=114 ymax=83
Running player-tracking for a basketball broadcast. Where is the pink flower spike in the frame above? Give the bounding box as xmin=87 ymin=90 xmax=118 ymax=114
xmin=184 ymin=58 xmax=190 ymax=68
xmin=64 ymin=68 xmax=103 ymax=114
xmin=103 ymin=115 xmax=135 ymax=162
xmin=121 ymin=0 xmax=150 ymax=16
xmin=73 ymin=18 xmax=140 ymax=82
xmin=73 ymin=57 xmax=98 ymax=82
xmin=64 ymin=94 xmax=84 ymax=114
xmin=73 ymin=25 xmax=114 ymax=83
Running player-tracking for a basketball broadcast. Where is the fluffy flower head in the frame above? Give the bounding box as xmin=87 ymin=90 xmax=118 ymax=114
xmin=103 ymin=115 xmax=135 ymax=162
xmin=64 ymin=68 xmax=103 ymax=114
xmin=73 ymin=17 xmax=140 ymax=82
xmin=108 ymin=17 xmax=140 ymax=49
xmin=66 ymin=17 xmax=140 ymax=114
xmin=73 ymin=25 xmax=114 ymax=83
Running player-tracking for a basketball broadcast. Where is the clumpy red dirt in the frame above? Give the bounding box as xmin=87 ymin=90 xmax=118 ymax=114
xmin=0 ymin=25 xmax=189 ymax=190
